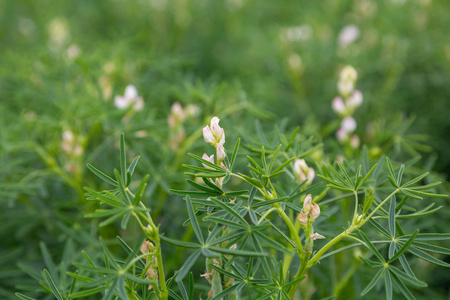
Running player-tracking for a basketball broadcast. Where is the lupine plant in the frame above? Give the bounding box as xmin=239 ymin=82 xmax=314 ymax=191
xmin=15 ymin=115 xmax=449 ymax=300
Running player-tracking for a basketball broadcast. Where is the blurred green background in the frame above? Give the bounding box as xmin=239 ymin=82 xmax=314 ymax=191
xmin=1 ymin=0 xmax=449 ymax=299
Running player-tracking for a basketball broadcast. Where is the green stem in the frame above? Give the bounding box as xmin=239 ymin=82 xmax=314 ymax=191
xmin=288 ymin=189 xmax=399 ymax=297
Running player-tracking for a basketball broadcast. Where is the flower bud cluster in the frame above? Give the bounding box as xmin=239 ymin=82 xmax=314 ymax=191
xmin=332 ymin=66 xmax=362 ymax=148
xmin=140 ymin=239 xmax=158 ymax=291
xmin=167 ymin=102 xmax=200 ymax=150
xmin=61 ymin=130 xmax=83 ymax=157
xmin=296 ymin=194 xmax=321 ymax=226
xmin=202 ymin=117 xmax=228 ymax=188
xmin=293 ymin=159 xmax=315 ymax=187
xmin=114 ymin=85 xmax=144 ymax=112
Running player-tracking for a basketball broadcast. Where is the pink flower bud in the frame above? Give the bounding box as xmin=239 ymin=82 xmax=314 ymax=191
xmin=202 ymin=153 xmax=215 ymax=169
xmin=310 ymin=203 xmax=320 ymax=221
xmin=211 ymin=123 xmax=224 ymax=142
xmin=347 ymin=90 xmax=363 ymax=108
xmin=307 ymin=167 xmax=315 ymax=185
xmin=336 ymin=128 xmax=348 ymax=142
xmin=310 ymin=232 xmax=326 ymax=241
xmin=297 ymin=211 xmax=308 ymax=226
xmin=303 ymin=194 xmax=312 ymax=212
xmin=341 ymin=117 xmax=356 ymax=133
xmin=216 ymin=143 xmax=226 ymax=162
xmin=350 ymin=134 xmax=360 ymax=149
xmin=332 ymin=97 xmax=346 ymax=115
xmin=203 ymin=126 xmax=215 ymax=145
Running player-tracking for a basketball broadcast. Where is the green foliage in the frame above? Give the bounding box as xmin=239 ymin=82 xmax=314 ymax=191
xmin=1 ymin=1 xmax=450 ymax=299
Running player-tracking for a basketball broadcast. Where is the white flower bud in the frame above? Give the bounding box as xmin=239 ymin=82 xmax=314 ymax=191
xmin=216 ymin=143 xmax=226 ymax=162
xmin=338 ymin=25 xmax=360 ymax=48
xmin=310 ymin=203 xmax=320 ymax=221
xmin=203 ymin=126 xmax=215 ymax=145
xmin=297 ymin=210 xmax=308 ymax=226
xmin=202 ymin=153 xmax=215 ymax=169
xmin=310 ymin=232 xmax=326 ymax=241
xmin=341 ymin=117 xmax=357 ymax=133
xmin=347 ymin=90 xmax=363 ymax=108
xmin=332 ymin=97 xmax=346 ymax=115
xmin=350 ymin=134 xmax=360 ymax=149
xmin=337 ymin=80 xmax=354 ymax=97
xmin=340 ymin=66 xmax=358 ymax=82
xmin=336 ymin=128 xmax=349 ymax=142
xmin=303 ymin=194 xmax=312 ymax=213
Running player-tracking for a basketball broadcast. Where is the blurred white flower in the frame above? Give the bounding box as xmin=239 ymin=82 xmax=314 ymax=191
xmin=347 ymin=90 xmax=363 ymax=109
xmin=287 ymin=53 xmax=303 ymax=73
xmin=216 ymin=143 xmax=226 ymax=161
xmin=294 ymin=159 xmax=315 ymax=186
xmin=284 ymin=25 xmax=313 ymax=41
xmin=48 ymin=18 xmax=70 ymax=51
xmin=350 ymin=134 xmax=360 ymax=149
xmin=114 ymin=85 xmax=144 ymax=111
xmin=336 ymin=128 xmax=348 ymax=142
xmin=341 ymin=116 xmax=357 ymax=133
xmin=338 ymin=25 xmax=360 ymax=48
xmin=332 ymin=97 xmax=346 ymax=115
xmin=66 ymin=44 xmax=81 ymax=60
xmin=185 ymin=104 xmax=200 ymax=118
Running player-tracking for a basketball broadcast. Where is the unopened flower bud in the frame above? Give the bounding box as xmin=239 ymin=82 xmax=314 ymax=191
xmin=310 ymin=203 xmax=320 ymax=221
xmin=310 ymin=232 xmax=326 ymax=241
xmin=297 ymin=210 xmax=308 ymax=226
xmin=171 ymin=102 xmax=185 ymax=121
xmin=340 ymin=66 xmax=358 ymax=83
xmin=332 ymin=97 xmax=346 ymax=115
xmin=303 ymin=194 xmax=312 ymax=212
xmin=336 ymin=128 xmax=348 ymax=142
xmin=337 ymin=80 xmax=354 ymax=97
xmin=203 ymin=126 xmax=215 ymax=145
xmin=216 ymin=143 xmax=226 ymax=162
xmin=347 ymin=90 xmax=363 ymax=108
xmin=211 ymin=123 xmax=224 ymax=142
xmin=350 ymin=134 xmax=360 ymax=149
xmin=202 ymin=153 xmax=215 ymax=169
xmin=341 ymin=116 xmax=357 ymax=133
xmin=140 ymin=240 xmax=154 ymax=254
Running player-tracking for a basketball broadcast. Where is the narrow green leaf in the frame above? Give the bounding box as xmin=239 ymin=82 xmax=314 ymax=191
xmin=401 ymin=172 xmax=429 ymax=187
xmin=15 ymin=293 xmax=36 ymax=300
xmin=388 ymin=196 xmax=396 ymax=237
xmin=408 ymin=247 xmax=450 ymax=267
xmin=208 ymin=246 xmax=267 ymax=257
xmin=388 ymin=265 xmax=427 ymax=288
xmin=120 ymin=133 xmax=127 ymax=183
xmin=361 ymin=268 xmax=384 ymax=296
xmin=132 ymin=174 xmax=149 ymax=206
xmin=70 ymin=286 xmax=108 ymax=298
xmin=388 ymin=230 xmax=419 ymax=263
xmin=396 ymin=165 xmax=405 ymax=186
xmin=390 ymin=271 xmax=416 ymax=300
xmin=412 ymin=242 xmax=450 ymax=255
xmin=186 ymin=196 xmax=204 ymax=244
xmin=358 ymin=164 xmax=377 ymax=189
xmin=207 ymin=197 xmax=248 ymax=228
xmin=385 ymin=157 xmax=396 ymax=181
xmin=87 ymin=164 xmax=119 ymax=187
xmin=272 ymin=157 xmax=295 ymax=175
xmin=43 ymin=269 xmax=64 ymax=300
xmin=176 ymin=250 xmax=201 ymax=281
xmin=114 ymin=169 xmax=131 ymax=205
xmin=127 ymin=156 xmax=140 ymax=176
xmin=359 ymin=231 xmax=385 ymax=263
xmin=385 ymin=269 xmax=392 ymax=300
